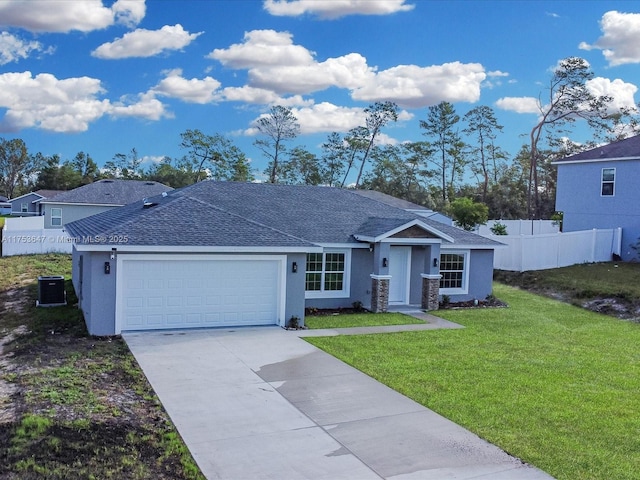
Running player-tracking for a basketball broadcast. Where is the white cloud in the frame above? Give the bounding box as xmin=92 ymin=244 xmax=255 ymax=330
xmin=586 ymin=77 xmax=638 ymax=112
xmin=108 ymin=91 xmax=170 ymax=121
xmin=579 ymin=11 xmax=640 ymax=66
xmin=92 ymin=24 xmax=202 ymax=59
xmin=495 ymin=97 xmax=540 ymax=114
xmin=0 ymin=0 xmax=145 ymax=33
xmin=0 ymin=71 xmax=168 ymax=133
xmin=221 ymin=86 xmax=313 ymax=107
xmin=153 ymin=69 xmax=222 ymax=104
xmin=352 ymin=62 xmax=486 ymax=107
xmin=263 ymin=0 xmax=414 ymax=19
xmin=210 ymin=29 xmax=487 ymax=107
xmin=208 ymin=30 xmax=315 ymax=68
xmin=0 ymin=32 xmax=48 ymax=65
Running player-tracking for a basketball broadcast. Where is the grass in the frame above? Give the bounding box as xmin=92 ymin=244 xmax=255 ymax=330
xmin=305 ymin=312 xmax=425 ymax=329
xmin=306 ymin=283 xmax=640 ymax=480
xmin=0 ymin=254 xmax=204 ymax=479
xmin=494 ymin=261 xmax=640 ymax=301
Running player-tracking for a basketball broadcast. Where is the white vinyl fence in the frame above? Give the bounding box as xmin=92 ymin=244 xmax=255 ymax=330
xmin=1 ymin=216 xmax=73 ymax=256
xmin=488 ymin=228 xmax=622 ymax=272
xmin=477 ymin=219 xmax=559 ymax=236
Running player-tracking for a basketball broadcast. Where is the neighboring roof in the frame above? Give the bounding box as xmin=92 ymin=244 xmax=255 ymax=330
xmin=350 ymin=189 xmax=430 ymax=211
xmin=553 ymin=134 xmax=640 ymax=164
xmin=66 ymin=181 xmax=502 ymax=249
xmin=41 ymin=179 xmax=173 ymax=206
xmin=8 ymin=190 xmax=65 ymax=203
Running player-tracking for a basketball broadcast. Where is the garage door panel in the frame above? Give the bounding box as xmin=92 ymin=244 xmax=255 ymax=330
xmin=120 ymin=257 xmax=282 ymax=331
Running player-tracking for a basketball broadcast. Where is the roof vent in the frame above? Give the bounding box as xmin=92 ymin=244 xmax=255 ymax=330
xmin=142 ymin=197 xmax=157 ymax=209
xmin=101 ymin=179 xmax=114 ymax=183
xmin=161 ymin=191 xmax=168 ymax=197
xmin=145 ymin=181 xmax=156 ymax=185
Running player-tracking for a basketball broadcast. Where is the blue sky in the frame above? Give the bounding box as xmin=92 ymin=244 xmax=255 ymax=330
xmin=1 ymin=0 xmax=639 ymax=181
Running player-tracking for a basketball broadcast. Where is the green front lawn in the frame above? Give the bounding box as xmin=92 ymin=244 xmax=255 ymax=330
xmin=305 ymin=312 xmax=425 ymax=329
xmin=306 ymin=283 xmax=640 ymax=480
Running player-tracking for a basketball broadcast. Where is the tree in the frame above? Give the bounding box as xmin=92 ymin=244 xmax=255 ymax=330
xmin=449 ymin=197 xmax=488 ymax=231
xmin=279 ymin=147 xmax=322 ymax=185
xmin=354 ymin=101 xmax=399 ymax=188
xmin=35 ymin=154 xmax=82 ymax=190
xmin=319 ymin=132 xmax=347 ymax=187
xmin=104 ymin=148 xmax=143 ymax=179
xmin=145 ymin=157 xmax=194 ymax=188
xmin=463 ymin=106 xmax=506 ymax=202
xmin=253 ymin=106 xmax=300 ymax=183
xmin=70 ymin=152 xmax=100 ymax=184
xmin=0 ymin=138 xmax=41 ymax=198
xmin=420 ymin=101 xmax=465 ymax=208
xmin=180 ymin=129 xmax=252 ymax=182
xmin=528 ymin=57 xmax=615 ymax=218
xmin=339 ymin=126 xmax=369 ymax=187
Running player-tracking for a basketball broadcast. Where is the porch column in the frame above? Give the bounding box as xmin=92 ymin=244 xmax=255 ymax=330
xmin=370 ymin=274 xmax=391 ymax=313
xmin=421 ymin=274 xmax=441 ymax=311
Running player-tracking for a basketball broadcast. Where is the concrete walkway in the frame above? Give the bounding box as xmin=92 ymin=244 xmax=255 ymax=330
xmin=124 ymin=321 xmax=554 ymax=479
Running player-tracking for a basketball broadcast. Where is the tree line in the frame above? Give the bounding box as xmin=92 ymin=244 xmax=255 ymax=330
xmin=1 ymin=57 xmax=637 ymax=223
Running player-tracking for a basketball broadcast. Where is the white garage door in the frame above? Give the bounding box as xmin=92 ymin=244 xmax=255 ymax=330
xmin=117 ymin=255 xmax=284 ymax=331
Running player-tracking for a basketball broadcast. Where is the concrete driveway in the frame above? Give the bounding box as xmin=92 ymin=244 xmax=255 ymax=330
xmin=124 ymin=327 xmax=554 ymax=480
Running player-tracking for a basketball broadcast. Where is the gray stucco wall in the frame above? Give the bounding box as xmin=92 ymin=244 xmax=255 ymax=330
xmin=285 ymin=252 xmax=307 ymax=326
xmin=72 ymin=249 xmax=118 ymax=336
xmin=43 ymin=203 xmax=117 ymax=229
xmin=305 ymin=247 xmax=373 ymax=310
xmin=556 ymin=161 xmax=640 ymax=260
xmin=451 ymin=249 xmax=495 ymax=303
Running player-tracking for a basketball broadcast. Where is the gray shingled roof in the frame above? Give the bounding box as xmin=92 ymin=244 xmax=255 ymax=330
xmin=554 ymin=134 xmax=640 ymax=163
xmin=41 ymin=179 xmax=172 ymax=206
xmin=66 ymin=181 xmax=501 ymax=248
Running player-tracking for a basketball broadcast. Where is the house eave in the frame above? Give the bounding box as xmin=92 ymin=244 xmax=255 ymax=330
xmin=552 ymin=155 xmax=640 ymax=165
xmin=72 ymin=244 xmax=322 ymax=254
xmin=40 ymin=201 xmax=125 ymax=207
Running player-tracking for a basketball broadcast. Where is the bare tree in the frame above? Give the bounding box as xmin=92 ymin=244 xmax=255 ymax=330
xmin=528 ymin=57 xmax=614 ymax=218
xmin=354 ymin=101 xmax=399 ymax=188
xmin=253 ymin=106 xmax=300 ymax=183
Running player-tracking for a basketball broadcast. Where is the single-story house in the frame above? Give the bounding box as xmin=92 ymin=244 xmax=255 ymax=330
xmin=553 ymin=134 xmax=640 ymax=260
xmin=9 ymin=190 xmax=65 ymax=216
xmin=39 ymin=179 xmax=173 ymax=229
xmin=65 ymin=181 xmax=503 ymax=336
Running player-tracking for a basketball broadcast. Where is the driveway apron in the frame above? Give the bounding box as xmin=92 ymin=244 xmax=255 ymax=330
xmin=124 ymin=327 xmax=554 ymax=480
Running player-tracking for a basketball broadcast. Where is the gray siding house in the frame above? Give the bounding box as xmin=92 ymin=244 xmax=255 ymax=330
xmin=65 ymin=181 xmax=502 ymax=336
xmin=9 ymin=190 xmax=64 ymax=216
xmin=554 ymin=134 xmax=640 ymax=260
xmin=39 ymin=179 xmax=173 ymax=229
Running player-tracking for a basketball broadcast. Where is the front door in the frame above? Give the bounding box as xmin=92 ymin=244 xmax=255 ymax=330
xmin=389 ymin=246 xmax=411 ymax=304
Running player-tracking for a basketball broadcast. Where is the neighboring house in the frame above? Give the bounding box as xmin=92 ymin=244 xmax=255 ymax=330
xmin=553 ymin=134 xmax=640 ymax=260
xmin=0 ymin=196 xmax=10 ymax=215
xmin=65 ymin=181 xmax=503 ymax=336
xmin=9 ymin=190 xmax=64 ymax=216
xmin=39 ymin=179 xmax=173 ymax=229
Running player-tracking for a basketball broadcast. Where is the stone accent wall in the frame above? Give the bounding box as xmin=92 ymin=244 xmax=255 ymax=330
xmin=371 ymin=277 xmax=390 ymax=313
xmin=421 ymin=276 xmax=440 ymax=311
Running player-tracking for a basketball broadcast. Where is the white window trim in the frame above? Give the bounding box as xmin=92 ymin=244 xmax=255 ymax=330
xmin=601 ymin=167 xmax=615 ymax=197
xmin=439 ymin=250 xmax=470 ymax=295
xmin=21 ymin=203 xmax=28 ymax=212
xmin=51 ymin=207 xmax=62 ymax=227
xmin=305 ymin=248 xmax=351 ymax=299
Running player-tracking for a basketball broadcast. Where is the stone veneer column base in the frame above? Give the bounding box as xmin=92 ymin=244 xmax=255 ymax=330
xmin=421 ymin=274 xmax=442 ymax=311
xmin=370 ymin=274 xmax=391 ymax=313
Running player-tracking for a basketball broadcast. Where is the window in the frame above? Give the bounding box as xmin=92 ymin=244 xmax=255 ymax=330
xmin=439 ymin=251 xmax=469 ymax=294
xmin=51 ymin=208 xmax=62 ymax=227
xmin=305 ymin=250 xmax=350 ymax=298
xmin=601 ymin=168 xmax=615 ymax=196
xmin=21 ymin=203 xmax=28 ymax=213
